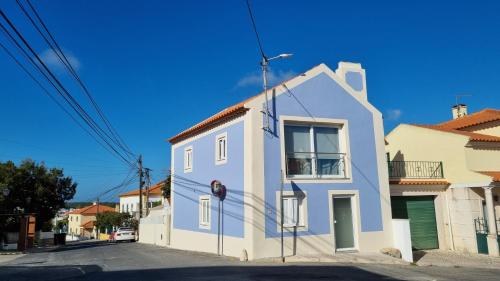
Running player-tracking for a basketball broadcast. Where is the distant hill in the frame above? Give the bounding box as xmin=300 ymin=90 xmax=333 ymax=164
xmin=66 ymin=202 xmax=117 ymax=209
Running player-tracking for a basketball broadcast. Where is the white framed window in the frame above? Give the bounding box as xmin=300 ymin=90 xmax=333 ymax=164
xmin=282 ymin=196 xmax=305 ymax=227
xmin=199 ymin=195 xmax=211 ymax=229
xmin=184 ymin=146 xmax=193 ymax=172
xmin=215 ymin=132 xmax=227 ymax=165
xmin=284 ymin=123 xmax=346 ymax=179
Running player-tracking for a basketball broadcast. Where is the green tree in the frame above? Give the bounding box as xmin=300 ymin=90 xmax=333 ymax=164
xmin=161 ymin=175 xmax=171 ymax=198
xmin=0 ymin=159 xmax=77 ymax=231
xmin=96 ymin=212 xmax=138 ymax=232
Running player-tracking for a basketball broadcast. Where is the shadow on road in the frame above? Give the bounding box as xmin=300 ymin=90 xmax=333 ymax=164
xmin=0 ymin=264 xmax=401 ymax=281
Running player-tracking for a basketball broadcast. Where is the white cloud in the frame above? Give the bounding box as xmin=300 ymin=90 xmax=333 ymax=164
xmin=386 ymin=109 xmax=403 ymax=121
xmin=235 ymin=68 xmax=296 ymax=88
xmin=39 ymin=48 xmax=81 ymax=71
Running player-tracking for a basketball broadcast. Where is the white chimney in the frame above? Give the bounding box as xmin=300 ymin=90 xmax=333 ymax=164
xmin=452 ymin=104 xmax=467 ymax=119
xmin=335 ymin=62 xmax=367 ymax=100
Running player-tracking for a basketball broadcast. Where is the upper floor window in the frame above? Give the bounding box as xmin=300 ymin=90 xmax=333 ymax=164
xmin=184 ymin=146 xmax=193 ymax=172
xmin=215 ymin=133 xmax=227 ymax=165
xmin=284 ymin=124 xmax=345 ymax=178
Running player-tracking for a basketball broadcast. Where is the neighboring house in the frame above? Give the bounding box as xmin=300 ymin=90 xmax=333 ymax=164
xmin=168 ymin=62 xmax=393 ymax=260
xmin=67 ymin=203 xmax=116 ymax=239
xmin=386 ymin=106 xmax=500 ymax=256
xmin=52 ymin=208 xmax=71 ymax=232
xmin=118 ymin=181 xmax=166 ymax=217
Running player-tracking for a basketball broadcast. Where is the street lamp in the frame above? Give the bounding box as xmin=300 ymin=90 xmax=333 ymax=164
xmin=260 ymin=53 xmax=293 ymax=131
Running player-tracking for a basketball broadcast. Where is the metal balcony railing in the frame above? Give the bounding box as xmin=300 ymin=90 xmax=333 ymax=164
xmin=388 ymin=161 xmax=444 ymax=179
xmin=286 ymin=152 xmax=346 ymax=178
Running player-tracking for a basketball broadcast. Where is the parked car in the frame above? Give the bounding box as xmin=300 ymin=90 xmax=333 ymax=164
xmin=110 ymin=227 xmax=135 ymax=242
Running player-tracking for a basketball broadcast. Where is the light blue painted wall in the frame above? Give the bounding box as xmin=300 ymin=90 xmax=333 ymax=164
xmin=172 ymin=120 xmax=245 ymax=238
xmin=345 ymin=71 xmax=364 ymax=91
xmin=264 ymin=73 xmax=383 ymax=238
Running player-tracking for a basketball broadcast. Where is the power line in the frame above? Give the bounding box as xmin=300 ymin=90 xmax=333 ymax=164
xmin=245 ymin=0 xmax=266 ymax=58
xmin=17 ymin=0 xmax=135 ymax=159
xmin=0 ymin=10 xmax=136 ymax=168
xmin=0 ymin=41 xmax=132 ymax=167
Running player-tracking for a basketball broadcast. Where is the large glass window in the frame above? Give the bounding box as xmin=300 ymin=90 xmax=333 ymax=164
xmin=284 ymin=124 xmax=344 ymax=178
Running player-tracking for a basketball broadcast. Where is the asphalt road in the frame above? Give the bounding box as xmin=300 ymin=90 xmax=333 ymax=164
xmin=1 ymin=241 xmax=499 ymax=281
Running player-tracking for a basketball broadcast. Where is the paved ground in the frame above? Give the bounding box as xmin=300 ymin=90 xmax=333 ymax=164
xmin=1 ymin=241 xmax=500 ymax=281
xmin=414 ymin=249 xmax=500 ymax=269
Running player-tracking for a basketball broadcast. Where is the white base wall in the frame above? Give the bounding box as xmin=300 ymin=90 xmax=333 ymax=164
xmin=169 ymin=228 xmax=246 ymax=258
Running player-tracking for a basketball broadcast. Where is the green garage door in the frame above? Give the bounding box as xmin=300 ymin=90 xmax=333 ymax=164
xmin=391 ymin=196 xmax=439 ymax=250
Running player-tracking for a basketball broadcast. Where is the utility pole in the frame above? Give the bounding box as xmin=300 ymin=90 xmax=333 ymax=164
xmin=145 ymin=168 xmax=151 ymax=216
xmin=138 ymin=155 xmax=144 ymax=219
xmin=96 ymin=197 xmax=100 ymax=239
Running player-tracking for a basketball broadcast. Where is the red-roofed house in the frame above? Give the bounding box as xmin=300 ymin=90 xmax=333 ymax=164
xmin=386 ymin=105 xmax=500 ymax=256
xmin=68 ymin=203 xmax=116 ymax=239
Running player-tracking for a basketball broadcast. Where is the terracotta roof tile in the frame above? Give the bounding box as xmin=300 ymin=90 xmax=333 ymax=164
xmin=437 ymin=109 xmax=500 ymax=130
xmin=477 ymin=171 xmax=500 ymax=182
xmin=119 ymin=181 xmax=164 ymax=197
xmin=68 ymin=204 xmax=116 ymax=215
xmin=414 ymin=125 xmax=500 ymax=143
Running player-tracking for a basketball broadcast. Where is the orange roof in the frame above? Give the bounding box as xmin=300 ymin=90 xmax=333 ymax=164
xmin=168 ymin=101 xmax=249 ymax=144
xmin=119 ymin=181 xmax=164 ymax=197
xmin=389 ymin=180 xmax=450 ymax=185
xmin=68 ymin=204 xmax=116 ymax=215
xmin=478 ymin=171 xmax=500 ymax=182
xmin=81 ymin=221 xmax=95 ymax=229
xmin=414 ymin=125 xmax=500 ymax=143
xmin=437 ymin=109 xmax=500 ymax=130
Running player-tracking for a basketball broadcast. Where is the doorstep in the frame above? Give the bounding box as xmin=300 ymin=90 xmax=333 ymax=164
xmin=261 ymin=252 xmax=409 ymax=265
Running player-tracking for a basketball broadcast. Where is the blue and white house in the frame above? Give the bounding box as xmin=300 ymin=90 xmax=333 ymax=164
xmin=168 ymin=62 xmax=393 ymax=260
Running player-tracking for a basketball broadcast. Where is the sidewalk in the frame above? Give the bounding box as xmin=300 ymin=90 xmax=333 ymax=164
xmin=0 ymin=253 xmax=24 ymax=264
xmin=259 ymin=252 xmax=409 ymax=265
xmin=415 ymin=250 xmax=500 ymax=269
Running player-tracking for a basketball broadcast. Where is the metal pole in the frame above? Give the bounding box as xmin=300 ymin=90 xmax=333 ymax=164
xmin=138 ymin=155 xmax=143 ymax=219
xmin=280 ymin=169 xmax=284 ymax=262
xmin=96 ymin=197 xmax=99 ymax=239
xmin=261 ymin=57 xmax=270 ymax=131
xmin=217 ymin=198 xmax=221 ymax=255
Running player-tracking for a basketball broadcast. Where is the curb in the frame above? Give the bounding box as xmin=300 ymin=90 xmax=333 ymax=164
xmin=0 ymin=251 xmax=22 ymax=255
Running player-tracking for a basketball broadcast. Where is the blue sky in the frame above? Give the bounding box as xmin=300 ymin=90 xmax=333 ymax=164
xmin=1 ymin=0 xmax=499 ymax=201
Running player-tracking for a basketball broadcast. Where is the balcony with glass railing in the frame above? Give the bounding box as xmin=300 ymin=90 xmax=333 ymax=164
xmin=285 ymin=152 xmax=346 ymax=178
xmin=388 ymin=161 xmax=444 ymax=179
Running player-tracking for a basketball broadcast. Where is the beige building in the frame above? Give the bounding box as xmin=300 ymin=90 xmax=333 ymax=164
xmin=68 ymin=203 xmax=116 ymax=239
xmin=386 ymin=106 xmax=500 ymax=256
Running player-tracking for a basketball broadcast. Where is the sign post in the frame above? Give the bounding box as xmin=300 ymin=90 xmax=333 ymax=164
xmin=211 ymin=180 xmax=226 ymax=256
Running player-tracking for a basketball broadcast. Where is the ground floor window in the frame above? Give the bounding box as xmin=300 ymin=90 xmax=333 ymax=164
xmin=282 ymin=196 xmax=305 ymax=227
xmin=199 ymin=196 xmax=211 ymax=229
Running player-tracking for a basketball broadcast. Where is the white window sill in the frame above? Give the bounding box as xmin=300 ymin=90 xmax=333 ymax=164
xmin=215 ymin=159 xmax=227 ymax=165
xmin=199 ymin=224 xmax=210 ymax=230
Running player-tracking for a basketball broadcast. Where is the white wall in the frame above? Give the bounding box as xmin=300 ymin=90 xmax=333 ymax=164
xmin=119 ymin=195 xmax=162 ymax=215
